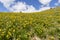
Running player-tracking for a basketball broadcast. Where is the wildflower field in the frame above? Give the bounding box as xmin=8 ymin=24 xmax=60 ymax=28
xmin=0 ymin=8 xmax=60 ymax=40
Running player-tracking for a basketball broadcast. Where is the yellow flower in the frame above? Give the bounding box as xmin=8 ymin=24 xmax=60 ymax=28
xmin=16 ymin=38 xmax=19 ymax=40
xmin=26 ymin=22 xmax=29 ymax=25
xmin=29 ymin=21 xmax=32 ymax=24
xmin=50 ymin=36 xmax=55 ymax=39
xmin=1 ymin=33 xmax=4 ymax=36
xmin=2 ymin=32 xmax=4 ymax=34
xmin=9 ymin=29 xmax=11 ymax=31
xmin=19 ymin=35 xmax=21 ymax=37
xmin=30 ymin=18 xmax=33 ymax=20
xmin=6 ymin=35 xmax=9 ymax=38
xmin=0 ymin=29 xmax=2 ymax=31
xmin=23 ymin=23 xmax=26 ymax=27
xmin=8 ymin=31 xmax=11 ymax=36
xmin=25 ymin=21 xmax=27 ymax=23
xmin=27 ymin=33 xmax=31 ymax=36
xmin=13 ymin=29 xmax=15 ymax=32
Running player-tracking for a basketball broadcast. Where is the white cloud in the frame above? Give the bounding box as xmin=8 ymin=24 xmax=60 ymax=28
xmin=11 ymin=2 xmax=28 ymax=12
xmin=0 ymin=0 xmax=14 ymax=7
xmin=0 ymin=0 xmax=51 ymax=12
xmin=0 ymin=0 xmax=15 ymax=12
xmin=0 ymin=0 xmax=37 ymax=12
xmin=58 ymin=0 xmax=60 ymax=3
xmin=39 ymin=7 xmax=50 ymax=11
xmin=11 ymin=3 xmax=50 ymax=12
xmin=10 ymin=2 xmax=37 ymax=12
xmin=39 ymin=0 xmax=52 ymax=5
xmin=22 ymin=5 xmax=37 ymax=12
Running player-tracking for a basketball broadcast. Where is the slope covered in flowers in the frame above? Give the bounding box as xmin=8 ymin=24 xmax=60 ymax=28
xmin=0 ymin=7 xmax=60 ymax=40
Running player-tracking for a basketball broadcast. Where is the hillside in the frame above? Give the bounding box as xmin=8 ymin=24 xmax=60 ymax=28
xmin=0 ymin=7 xmax=60 ymax=40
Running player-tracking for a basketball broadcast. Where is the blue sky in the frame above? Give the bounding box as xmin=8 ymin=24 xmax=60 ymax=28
xmin=0 ymin=2 xmax=9 ymax=12
xmin=0 ymin=0 xmax=60 ymax=12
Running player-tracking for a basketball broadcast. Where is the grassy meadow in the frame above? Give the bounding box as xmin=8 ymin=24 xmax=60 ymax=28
xmin=0 ymin=7 xmax=60 ymax=40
